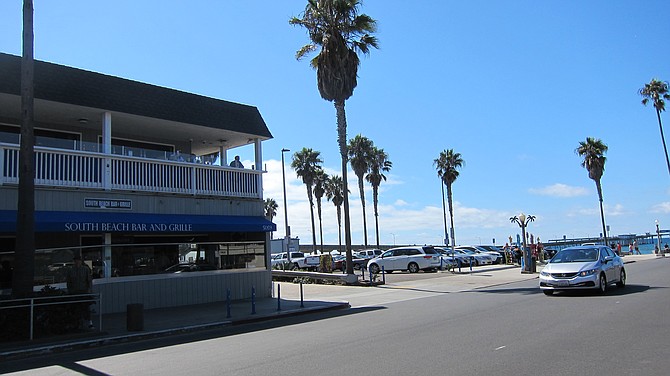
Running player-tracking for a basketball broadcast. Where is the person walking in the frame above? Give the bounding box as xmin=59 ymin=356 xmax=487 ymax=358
xmin=628 ymin=242 xmax=634 ymax=255
xmin=616 ymin=242 xmax=622 ymax=256
xmin=633 ymin=240 xmax=641 ymax=255
xmin=66 ymin=254 xmax=93 ymax=330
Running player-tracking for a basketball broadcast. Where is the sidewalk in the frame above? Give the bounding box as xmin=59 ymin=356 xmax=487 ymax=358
xmin=0 ymin=253 xmax=657 ymax=361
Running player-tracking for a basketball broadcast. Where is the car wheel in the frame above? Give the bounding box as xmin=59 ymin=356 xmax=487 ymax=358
xmin=616 ymin=269 xmax=626 ymax=288
xmin=369 ymin=263 xmax=380 ymax=274
xmin=354 ymin=264 xmax=361 ymax=271
xmin=408 ymin=262 xmax=420 ymax=273
xmin=474 ymin=260 xmax=480 ymax=266
xmin=598 ymin=273 xmax=607 ymax=294
xmin=543 ymin=290 xmax=554 ymax=296
xmin=292 ymin=263 xmax=300 ymax=270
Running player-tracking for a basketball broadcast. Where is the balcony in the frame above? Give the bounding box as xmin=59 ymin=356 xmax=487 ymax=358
xmin=0 ymin=143 xmax=262 ymax=199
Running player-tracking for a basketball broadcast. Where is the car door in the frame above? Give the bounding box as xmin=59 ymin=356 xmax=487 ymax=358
xmin=599 ymin=248 xmax=616 ymax=282
xmin=603 ymin=248 xmax=620 ymax=281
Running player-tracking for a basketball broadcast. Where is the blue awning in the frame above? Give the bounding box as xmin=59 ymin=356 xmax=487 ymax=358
xmin=0 ymin=210 xmax=276 ymax=233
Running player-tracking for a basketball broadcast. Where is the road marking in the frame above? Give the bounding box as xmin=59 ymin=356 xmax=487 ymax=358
xmin=495 ymin=346 xmax=506 ymax=351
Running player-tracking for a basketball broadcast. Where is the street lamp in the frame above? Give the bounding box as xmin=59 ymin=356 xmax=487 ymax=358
xmin=656 ymin=220 xmax=661 ymax=256
xmin=390 ymin=233 xmax=396 ymax=246
xmin=510 ymin=213 xmax=536 ymax=273
xmin=281 ymin=148 xmax=291 ymax=263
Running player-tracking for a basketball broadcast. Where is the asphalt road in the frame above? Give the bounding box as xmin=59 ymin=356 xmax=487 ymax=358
xmin=3 ymin=258 xmax=670 ymax=375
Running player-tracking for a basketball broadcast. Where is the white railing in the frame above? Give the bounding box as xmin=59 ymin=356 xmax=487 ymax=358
xmin=0 ymin=143 xmax=262 ymax=198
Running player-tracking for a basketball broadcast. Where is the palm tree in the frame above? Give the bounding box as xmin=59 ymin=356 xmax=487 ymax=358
xmin=365 ymin=147 xmax=392 ymax=248
xmin=325 ymin=175 xmax=345 ymax=254
xmin=348 ymin=134 xmax=374 ymax=247
xmin=313 ymin=168 xmax=329 ymax=254
xmin=576 ymin=137 xmax=609 ymax=246
xmin=14 ymin=0 xmax=36 ymax=298
xmin=290 ymin=0 xmax=378 ymax=276
xmin=639 ymin=79 xmax=670 ymax=175
xmin=433 ymin=149 xmax=464 ymax=247
xmin=264 ymin=198 xmax=278 ymax=239
xmin=291 ymin=148 xmax=323 ymax=253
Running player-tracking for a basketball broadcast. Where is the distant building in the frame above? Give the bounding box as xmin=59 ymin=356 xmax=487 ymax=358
xmin=0 ymin=53 xmax=275 ymax=312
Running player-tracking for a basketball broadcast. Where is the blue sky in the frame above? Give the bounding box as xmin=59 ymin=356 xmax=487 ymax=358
xmin=1 ymin=1 xmax=669 ymax=248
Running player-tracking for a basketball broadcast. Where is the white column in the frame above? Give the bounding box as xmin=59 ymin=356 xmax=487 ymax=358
xmin=254 ymin=138 xmax=263 ymax=198
xmin=104 ymin=233 xmax=112 ymax=279
xmin=102 ymin=112 xmax=112 ymax=190
xmin=220 ymin=146 xmax=227 ymax=166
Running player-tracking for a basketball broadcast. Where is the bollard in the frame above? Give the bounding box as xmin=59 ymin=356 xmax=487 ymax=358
xmin=362 ymin=267 xmax=365 ymax=281
xmin=458 ymin=259 xmax=462 ymax=273
xmin=382 ymin=265 xmax=386 ymax=284
xmin=226 ymin=288 xmax=231 ymax=319
xmin=300 ymin=281 xmax=304 ymax=308
xmin=251 ymin=286 xmax=256 ymax=315
xmin=470 ymin=257 xmax=473 ymax=273
xmin=277 ymin=284 xmax=282 ymax=311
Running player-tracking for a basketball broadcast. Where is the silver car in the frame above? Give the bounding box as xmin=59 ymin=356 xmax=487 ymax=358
xmin=539 ymin=245 xmax=626 ymax=295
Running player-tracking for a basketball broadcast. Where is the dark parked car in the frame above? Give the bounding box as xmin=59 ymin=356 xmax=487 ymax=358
xmin=164 ymin=263 xmax=218 ymax=273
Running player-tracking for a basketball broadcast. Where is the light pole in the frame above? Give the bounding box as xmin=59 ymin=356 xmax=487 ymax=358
xmin=510 ymin=213 xmax=536 ymax=273
xmin=440 ymin=179 xmax=449 ymax=246
xmin=281 ymin=148 xmax=291 ymax=263
xmin=390 ymin=233 xmax=396 ymax=246
xmin=656 ymin=220 xmax=662 ymax=256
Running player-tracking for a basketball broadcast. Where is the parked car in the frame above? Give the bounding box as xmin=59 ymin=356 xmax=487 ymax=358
xmin=435 ymin=247 xmax=469 ymax=267
xmin=367 ymin=246 xmax=441 ymax=274
xmin=355 ymin=249 xmax=383 ymax=259
xmin=457 ymin=246 xmax=502 ymax=264
xmin=163 ymin=263 xmax=218 ymax=273
xmin=539 ymin=245 xmax=626 ymax=295
xmin=478 ymin=245 xmax=506 ymax=263
xmin=454 ymin=247 xmax=494 ymax=266
xmin=271 ymin=252 xmax=309 ymax=269
xmin=433 ymin=248 xmax=458 ymax=269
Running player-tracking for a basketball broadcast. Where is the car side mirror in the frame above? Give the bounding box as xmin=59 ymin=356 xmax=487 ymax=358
xmin=603 ymin=256 xmax=613 ymax=263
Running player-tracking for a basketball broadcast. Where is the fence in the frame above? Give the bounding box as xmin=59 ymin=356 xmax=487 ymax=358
xmin=0 ymin=293 xmax=101 ymax=341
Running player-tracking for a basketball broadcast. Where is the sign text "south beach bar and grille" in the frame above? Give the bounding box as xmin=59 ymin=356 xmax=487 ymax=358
xmin=64 ymin=222 xmax=193 ymax=232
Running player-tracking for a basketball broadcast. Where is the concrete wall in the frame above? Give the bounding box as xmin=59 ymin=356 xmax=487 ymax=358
xmin=92 ymin=269 xmax=271 ymax=314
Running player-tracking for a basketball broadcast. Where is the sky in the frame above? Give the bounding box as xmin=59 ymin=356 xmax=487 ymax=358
xmin=1 ymin=1 xmax=669 ymax=249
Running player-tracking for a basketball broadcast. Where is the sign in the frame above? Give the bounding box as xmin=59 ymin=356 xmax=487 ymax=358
xmin=85 ymin=198 xmax=132 ymax=210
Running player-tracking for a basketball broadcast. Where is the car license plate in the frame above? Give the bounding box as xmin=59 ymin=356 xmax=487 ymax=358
xmin=556 ymin=280 xmax=569 ymax=287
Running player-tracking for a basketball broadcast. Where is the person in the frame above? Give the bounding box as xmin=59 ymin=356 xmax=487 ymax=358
xmin=664 ymin=243 xmax=669 ymax=254
xmin=503 ymin=243 xmax=511 ymax=264
xmin=628 ymin=242 xmax=634 ymax=255
xmin=66 ymin=254 xmax=93 ymax=329
xmin=634 ymin=240 xmax=641 ymax=255
xmin=616 ymin=242 xmax=622 ymax=256
xmin=229 ymin=155 xmax=244 ymax=168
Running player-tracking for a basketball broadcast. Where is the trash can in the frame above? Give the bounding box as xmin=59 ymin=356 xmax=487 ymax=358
xmin=127 ymin=303 xmax=144 ymax=331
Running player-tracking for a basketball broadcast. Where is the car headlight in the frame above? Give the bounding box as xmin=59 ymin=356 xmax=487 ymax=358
xmin=578 ymin=268 xmax=598 ymax=277
xmin=540 ymin=270 xmax=550 ymax=276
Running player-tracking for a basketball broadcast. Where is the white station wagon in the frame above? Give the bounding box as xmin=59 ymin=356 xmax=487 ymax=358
xmin=367 ymin=246 xmax=441 ymax=274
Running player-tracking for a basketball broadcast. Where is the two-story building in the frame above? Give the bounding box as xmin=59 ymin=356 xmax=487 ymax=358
xmin=0 ymin=52 xmax=276 ymax=313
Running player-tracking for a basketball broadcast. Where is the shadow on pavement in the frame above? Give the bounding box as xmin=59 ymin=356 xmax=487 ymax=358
xmin=0 ymin=306 xmax=385 ymax=373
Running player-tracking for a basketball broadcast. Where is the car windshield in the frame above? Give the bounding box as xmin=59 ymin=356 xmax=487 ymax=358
xmin=551 ymin=248 xmax=599 ymax=263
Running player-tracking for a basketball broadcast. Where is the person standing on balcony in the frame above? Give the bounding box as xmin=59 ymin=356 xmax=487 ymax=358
xmin=230 ymin=155 xmax=244 ymax=168
xmin=66 ymin=254 xmax=93 ymax=330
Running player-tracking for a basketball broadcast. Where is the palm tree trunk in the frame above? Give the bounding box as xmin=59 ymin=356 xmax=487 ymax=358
xmin=373 ymin=186 xmax=380 ymax=248
xmin=337 ymin=206 xmax=342 ymax=254
xmin=13 ymin=0 xmax=36 ymax=298
xmin=307 ymin=189 xmax=317 ymax=253
xmin=335 ymin=100 xmax=353 ymax=275
xmin=596 ymin=180 xmax=608 ymax=246
xmin=447 ymin=183 xmax=456 ymax=247
xmin=358 ymin=177 xmax=368 ymax=247
xmin=441 ymin=180 xmax=448 ymax=246
xmin=656 ymin=108 xmax=670 ymax=176
xmin=317 ymin=199 xmax=323 ymax=254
